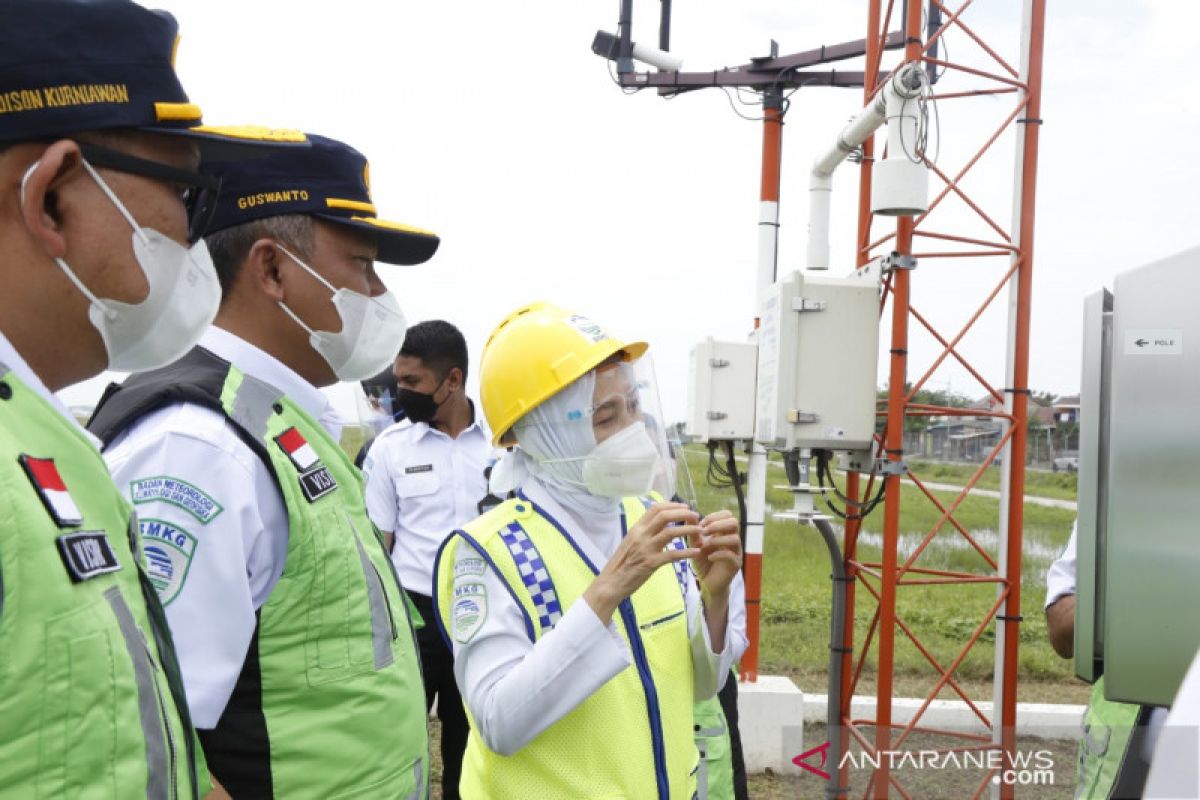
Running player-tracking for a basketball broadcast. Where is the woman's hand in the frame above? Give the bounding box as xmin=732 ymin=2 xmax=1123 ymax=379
xmin=583 ymin=502 xmax=700 ymax=625
xmin=689 ymin=509 xmax=742 ymax=600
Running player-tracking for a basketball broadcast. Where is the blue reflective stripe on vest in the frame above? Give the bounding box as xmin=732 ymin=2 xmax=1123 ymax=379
xmin=498 ymin=522 xmax=563 ymax=630
xmin=433 ymin=528 xmax=538 ymax=647
xmin=626 ymin=496 xmax=692 ymax=601
xmin=519 ymin=491 xmax=672 ymax=800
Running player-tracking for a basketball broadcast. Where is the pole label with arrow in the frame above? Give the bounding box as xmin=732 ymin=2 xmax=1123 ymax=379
xmin=1125 ymin=329 xmax=1183 ymax=355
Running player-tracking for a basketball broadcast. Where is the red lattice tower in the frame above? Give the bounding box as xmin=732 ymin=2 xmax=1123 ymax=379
xmin=839 ymin=1 xmax=1048 ymax=797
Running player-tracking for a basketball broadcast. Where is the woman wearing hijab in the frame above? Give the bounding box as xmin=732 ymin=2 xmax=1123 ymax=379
xmin=434 ymin=301 xmax=743 ymax=799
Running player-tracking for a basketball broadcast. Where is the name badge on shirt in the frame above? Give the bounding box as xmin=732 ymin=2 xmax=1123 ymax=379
xmin=274 ymin=427 xmax=339 ymax=503
xmin=56 ymin=531 xmax=121 ymax=583
xmin=404 ymin=464 xmax=433 ymax=474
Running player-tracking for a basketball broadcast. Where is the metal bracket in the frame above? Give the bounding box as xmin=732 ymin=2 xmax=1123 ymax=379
xmin=787 ymin=410 xmax=819 ymax=424
xmin=875 ymin=458 xmax=909 ymax=477
xmin=881 ymin=252 xmax=918 ymax=273
xmin=791 ymin=297 xmax=827 ymax=312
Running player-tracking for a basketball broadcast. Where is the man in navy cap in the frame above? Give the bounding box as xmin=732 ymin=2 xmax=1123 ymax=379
xmin=0 ymin=1 xmax=302 ymax=796
xmin=89 ymin=135 xmax=439 ymax=798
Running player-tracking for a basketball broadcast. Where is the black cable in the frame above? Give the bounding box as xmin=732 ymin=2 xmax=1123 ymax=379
xmin=706 ymin=441 xmax=735 ymax=488
xmin=724 ymin=441 xmax=748 ymax=556
xmin=814 ymin=450 xmax=886 ymax=521
xmin=606 ymin=58 xmax=643 ymax=95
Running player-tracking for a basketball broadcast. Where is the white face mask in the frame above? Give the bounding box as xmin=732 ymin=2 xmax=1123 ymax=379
xmin=21 ymin=159 xmax=221 ymax=372
xmin=274 ymin=244 xmax=408 ymax=382
xmin=580 ymin=420 xmax=663 ymax=498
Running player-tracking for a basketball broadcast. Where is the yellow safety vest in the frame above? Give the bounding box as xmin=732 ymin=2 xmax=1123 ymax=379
xmin=435 ymin=493 xmax=699 ymax=799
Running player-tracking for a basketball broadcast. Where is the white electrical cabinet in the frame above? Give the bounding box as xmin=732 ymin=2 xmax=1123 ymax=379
xmin=685 ymin=339 xmax=758 ymax=441
xmin=755 ymin=263 xmax=882 ymax=451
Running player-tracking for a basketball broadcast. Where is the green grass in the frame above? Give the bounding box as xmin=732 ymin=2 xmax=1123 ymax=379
xmin=908 ymin=459 xmax=1079 ymax=501
xmin=680 ymin=447 xmax=1086 ymax=704
xmin=339 ymin=425 xmax=370 ymax=463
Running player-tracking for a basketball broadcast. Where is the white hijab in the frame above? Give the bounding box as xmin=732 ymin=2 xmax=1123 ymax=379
xmin=488 ymin=369 xmax=622 ymax=517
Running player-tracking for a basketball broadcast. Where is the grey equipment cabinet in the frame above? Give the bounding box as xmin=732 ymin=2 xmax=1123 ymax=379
xmin=1085 ymin=245 xmax=1200 ymax=706
xmin=1074 ymin=287 xmax=1111 ymax=685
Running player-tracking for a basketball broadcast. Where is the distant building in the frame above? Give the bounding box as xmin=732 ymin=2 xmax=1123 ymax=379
xmin=1052 ymin=394 xmax=1080 ymax=424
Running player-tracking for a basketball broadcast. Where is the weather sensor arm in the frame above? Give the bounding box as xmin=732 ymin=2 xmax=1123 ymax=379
xmin=807 ymin=63 xmax=925 ymax=271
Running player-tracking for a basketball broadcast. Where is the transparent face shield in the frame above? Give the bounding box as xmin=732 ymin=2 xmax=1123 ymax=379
xmin=664 ymin=430 xmax=700 ymax=512
xmin=356 ymin=365 xmax=403 ymax=436
xmin=512 ymin=355 xmax=682 ymax=501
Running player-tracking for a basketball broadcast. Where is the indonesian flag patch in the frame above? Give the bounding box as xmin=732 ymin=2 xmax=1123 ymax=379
xmin=19 ymin=455 xmax=84 ymax=528
xmin=275 ymin=427 xmax=320 ymax=472
xmin=274 ymin=427 xmax=338 ymax=502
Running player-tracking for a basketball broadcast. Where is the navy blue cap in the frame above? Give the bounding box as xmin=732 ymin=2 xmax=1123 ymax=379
xmin=0 ymin=0 xmax=307 ymax=155
xmin=204 ymin=133 xmax=440 ymax=266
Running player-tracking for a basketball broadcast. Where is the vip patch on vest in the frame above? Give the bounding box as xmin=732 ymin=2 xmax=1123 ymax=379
xmin=19 ymin=454 xmax=83 ymax=527
xmin=56 ymin=531 xmax=121 ymax=582
xmin=299 ymin=466 xmax=338 ymax=502
xmin=130 ymin=475 xmax=223 ymax=524
xmin=139 ymin=518 xmax=198 ymax=605
xmin=275 ymin=426 xmax=320 ymax=472
xmin=453 ymin=582 xmax=487 ymax=643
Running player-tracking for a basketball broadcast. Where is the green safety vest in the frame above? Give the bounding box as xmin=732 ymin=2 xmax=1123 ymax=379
xmin=0 ymin=367 xmax=201 ymax=798
xmin=694 ymin=691 xmax=734 ymax=800
xmin=1075 ymin=676 xmax=1144 ymax=799
xmin=435 ymin=493 xmax=700 ymax=799
xmin=88 ymin=347 xmax=429 ymax=799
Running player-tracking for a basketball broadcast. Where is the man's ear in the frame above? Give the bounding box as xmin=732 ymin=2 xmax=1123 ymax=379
xmin=447 ymin=366 xmax=465 ymax=392
xmin=19 ymin=139 xmax=84 ymax=260
xmin=247 ymin=238 xmax=286 ymax=302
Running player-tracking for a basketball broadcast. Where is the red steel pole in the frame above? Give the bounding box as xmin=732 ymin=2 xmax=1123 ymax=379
xmin=741 ymin=88 xmax=785 ymax=682
xmin=999 ymin=1 xmax=1046 ymax=796
xmin=872 ymin=0 xmax=924 ymax=795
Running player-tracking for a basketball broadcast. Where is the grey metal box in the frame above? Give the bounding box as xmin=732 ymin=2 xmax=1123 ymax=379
xmin=1101 ymin=245 xmax=1200 ymax=706
xmin=1074 ymin=288 xmax=1111 ymax=684
xmin=685 ymin=339 xmax=758 ymax=442
xmin=754 ymin=263 xmax=881 ymax=451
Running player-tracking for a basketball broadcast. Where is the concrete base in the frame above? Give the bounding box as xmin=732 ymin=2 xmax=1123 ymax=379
xmin=802 ymin=694 xmax=1086 ymax=742
xmin=736 ymin=675 xmax=804 ymax=776
xmin=733 ymin=675 xmax=1088 ymax=777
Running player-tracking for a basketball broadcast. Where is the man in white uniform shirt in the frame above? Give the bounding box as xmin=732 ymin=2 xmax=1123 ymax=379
xmin=89 ymin=134 xmax=440 ymax=798
xmin=363 ymin=319 xmax=496 ymax=800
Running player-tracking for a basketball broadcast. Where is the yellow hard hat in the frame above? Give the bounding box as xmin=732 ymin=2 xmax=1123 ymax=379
xmin=481 ymin=301 xmax=649 ymax=446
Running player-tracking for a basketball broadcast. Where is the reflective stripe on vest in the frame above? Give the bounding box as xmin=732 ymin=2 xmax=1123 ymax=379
xmin=436 ymin=494 xmax=698 ymax=799
xmin=203 ymin=364 xmax=429 ymax=798
xmin=618 ymin=497 xmax=736 ymax=800
xmin=0 ymin=369 xmax=197 ymax=798
xmin=85 ymin=351 xmax=429 ymax=799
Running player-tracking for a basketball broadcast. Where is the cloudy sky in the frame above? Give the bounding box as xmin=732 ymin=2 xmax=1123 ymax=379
xmin=60 ymin=0 xmax=1200 ymax=424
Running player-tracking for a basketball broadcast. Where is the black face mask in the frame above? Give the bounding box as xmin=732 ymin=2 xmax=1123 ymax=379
xmin=396 ymin=377 xmax=448 ymax=425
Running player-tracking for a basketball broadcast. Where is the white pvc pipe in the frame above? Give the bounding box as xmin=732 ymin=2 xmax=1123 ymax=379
xmin=756 ymin=200 xmax=779 ymax=310
xmin=631 ymin=40 xmax=683 ymax=72
xmin=806 ymin=64 xmax=924 ymax=270
xmin=805 ymin=174 xmax=833 ymax=274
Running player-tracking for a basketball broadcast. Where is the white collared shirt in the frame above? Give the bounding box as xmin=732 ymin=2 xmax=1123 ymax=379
xmin=362 ymin=409 xmax=497 ymax=597
xmin=1045 ymin=523 xmax=1077 ymax=609
xmin=446 ymin=478 xmax=736 ymax=756
xmin=103 ymin=326 xmax=337 ymax=729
